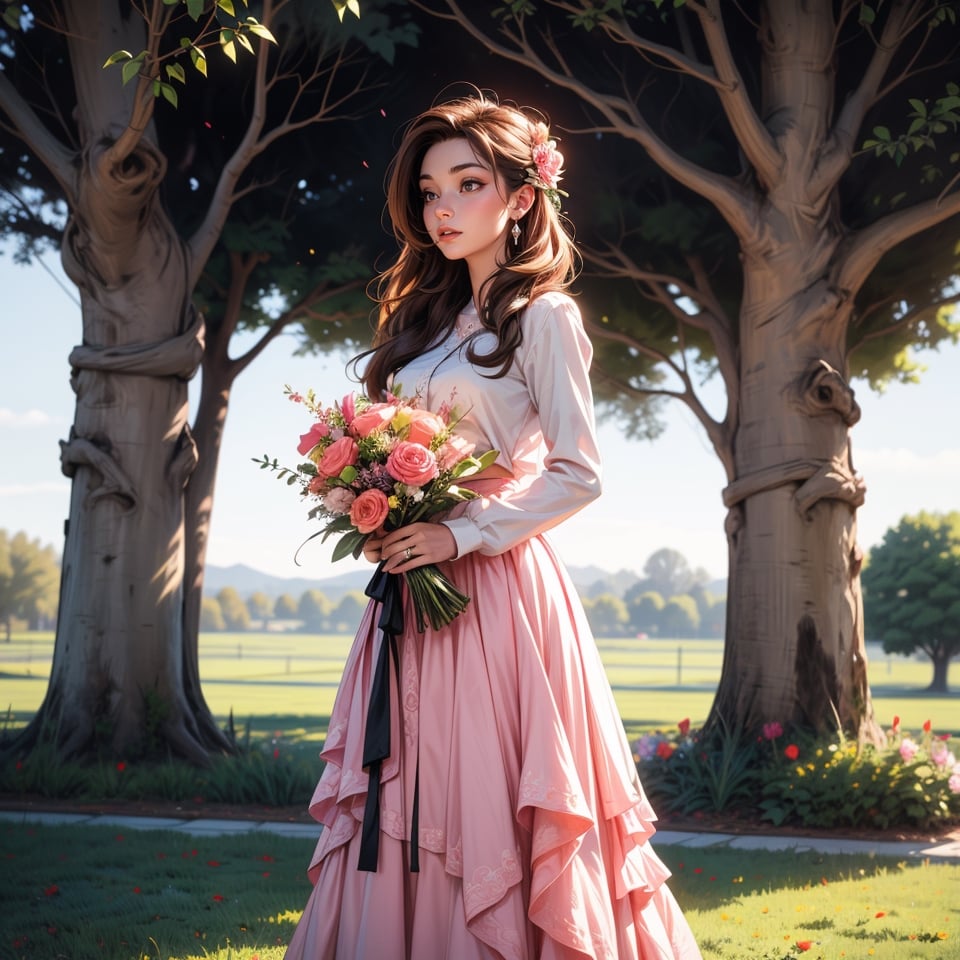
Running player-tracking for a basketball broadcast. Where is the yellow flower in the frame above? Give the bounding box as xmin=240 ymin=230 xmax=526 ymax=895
xmin=938 ymin=932 xmax=949 ymax=940
xmin=388 ymin=495 xmax=399 ymax=508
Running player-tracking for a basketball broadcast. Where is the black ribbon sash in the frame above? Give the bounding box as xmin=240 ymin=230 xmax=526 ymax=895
xmin=358 ymin=563 xmax=420 ymax=873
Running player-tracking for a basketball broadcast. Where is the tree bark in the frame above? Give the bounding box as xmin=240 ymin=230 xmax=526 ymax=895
xmin=706 ymin=0 xmax=881 ymax=742
xmin=11 ymin=2 xmax=230 ymax=762
xmin=928 ymin=651 xmax=950 ymax=694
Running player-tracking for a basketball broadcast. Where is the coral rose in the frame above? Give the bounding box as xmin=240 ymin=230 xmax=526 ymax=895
xmin=387 ymin=441 xmax=438 ymax=487
xmin=297 ymin=421 xmax=330 ymax=456
xmin=350 ymin=489 xmax=390 ymax=534
xmin=350 ymin=402 xmax=396 ymax=438
xmin=405 ymin=409 xmax=447 ymax=447
xmin=317 ymin=436 xmax=359 ymax=479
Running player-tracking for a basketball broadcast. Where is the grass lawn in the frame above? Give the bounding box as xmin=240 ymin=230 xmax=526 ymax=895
xmin=0 ymin=821 xmax=957 ymax=960
xmin=2 ymin=632 xmax=957 ymax=744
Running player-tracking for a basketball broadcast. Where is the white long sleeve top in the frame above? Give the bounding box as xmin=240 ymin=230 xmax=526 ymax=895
xmin=393 ymin=291 xmax=602 ymax=558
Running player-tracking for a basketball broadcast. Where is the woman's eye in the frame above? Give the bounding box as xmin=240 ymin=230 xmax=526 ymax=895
xmin=421 ymin=190 xmax=437 ymax=203
xmin=462 ymin=179 xmax=483 ymax=192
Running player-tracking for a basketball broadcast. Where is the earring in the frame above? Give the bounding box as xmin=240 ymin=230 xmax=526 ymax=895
xmin=511 ymin=220 xmax=521 ymax=246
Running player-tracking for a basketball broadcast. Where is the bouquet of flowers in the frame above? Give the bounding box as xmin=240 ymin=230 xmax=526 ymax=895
xmin=254 ymin=386 xmax=498 ymax=632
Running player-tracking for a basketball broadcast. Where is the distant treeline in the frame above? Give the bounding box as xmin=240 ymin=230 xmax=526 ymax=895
xmin=201 ymin=547 xmax=726 ymax=639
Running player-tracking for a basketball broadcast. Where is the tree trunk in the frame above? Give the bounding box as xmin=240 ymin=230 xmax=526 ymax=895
xmin=928 ymin=650 xmax=950 ymax=694
xmin=11 ymin=3 xmax=230 ymax=763
xmin=708 ymin=1 xmax=882 ymax=743
xmin=182 ymin=355 xmax=235 ymax=740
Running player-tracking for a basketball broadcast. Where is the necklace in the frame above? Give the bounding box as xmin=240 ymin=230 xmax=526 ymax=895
xmin=454 ymin=303 xmax=483 ymax=340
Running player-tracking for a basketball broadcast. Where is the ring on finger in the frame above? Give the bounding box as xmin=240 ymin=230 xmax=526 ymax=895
xmin=404 ymin=546 xmax=412 ymax=561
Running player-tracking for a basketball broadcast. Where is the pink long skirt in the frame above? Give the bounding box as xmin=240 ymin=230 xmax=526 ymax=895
xmin=285 ymin=530 xmax=702 ymax=960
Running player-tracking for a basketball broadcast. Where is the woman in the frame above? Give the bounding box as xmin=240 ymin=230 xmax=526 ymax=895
xmin=285 ymin=93 xmax=702 ymax=960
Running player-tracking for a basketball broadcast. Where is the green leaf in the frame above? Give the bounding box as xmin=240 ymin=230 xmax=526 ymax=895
xmin=858 ymin=3 xmax=875 ymax=24
xmin=236 ymin=32 xmax=254 ymax=56
xmin=2 ymin=5 xmax=22 ymax=30
xmin=185 ymin=0 xmax=204 ymax=20
xmin=121 ymin=56 xmax=144 ymax=86
xmin=221 ymin=39 xmax=237 ymax=63
xmin=159 ymin=81 xmax=178 ymax=107
xmin=872 ymin=125 xmax=891 ymax=141
xmin=331 ymin=530 xmax=366 ymax=562
xmin=165 ymin=62 xmax=186 ymax=84
xmin=189 ymin=46 xmax=208 ymax=77
xmin=102 ymin=49 xmax=133 ymax=68
xmin=908 ymin=98 xmax=927 ymax=117
xmin=245 ymin=18 xmax=277 ymax=43
xmin=216 ymin=0 xmax=236 ymax=15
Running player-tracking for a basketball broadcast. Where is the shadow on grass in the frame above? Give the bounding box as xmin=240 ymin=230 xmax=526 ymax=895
xmin=2 ymin=821 xmax=958 ymax=960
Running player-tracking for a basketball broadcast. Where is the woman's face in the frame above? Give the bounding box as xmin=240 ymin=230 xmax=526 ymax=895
xmin=419 ymin=137 xmax=517 ymax=286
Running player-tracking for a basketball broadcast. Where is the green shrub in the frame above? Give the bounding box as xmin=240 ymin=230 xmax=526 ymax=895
xmin=635 ymin=716 xmax=960 ymax=830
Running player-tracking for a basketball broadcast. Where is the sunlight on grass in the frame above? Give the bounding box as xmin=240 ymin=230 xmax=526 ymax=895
xmin=1 ymin=822 xmax=958 ymax=960
xmin=2 ymin=631 xmax=954 ymax=737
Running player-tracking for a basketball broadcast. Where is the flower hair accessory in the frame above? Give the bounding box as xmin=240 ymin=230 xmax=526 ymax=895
xmin=524 ymin=121 xmax=569 ymax=213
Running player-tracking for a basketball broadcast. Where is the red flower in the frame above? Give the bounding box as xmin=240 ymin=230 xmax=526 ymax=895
xmin=784 ymin=743 xmax=800 ymax=760
xmin=212 ymin=894 xmax=225 ymax=902
xmin=892 ymin=715 xmax=901 ymax=732
xmin=132 ymin=886 xmax=141 ymax=894
xmin=693 ymin=867 xmax=703 ymax=874
xmin=116 ymin=761 xmax=126 ymax=772
xmin=796 ymin=940 xmax=812 ymax=952
xmin=43 ymin=884 xmax=59 ymax=897
xmin=206 ymin=861 xmax=221 ymax=868
xmin=678 ymin=718 xmax=691 ymax=736
xmin=656 ymin=741 xmax=675 ymax=759
xmin=273 ymin=748 xmax=280 ymax=759
xmin=923 ymin=719 xmax=932 ymax=733
xmin=875 ymin=911 xmax=886 ymax=918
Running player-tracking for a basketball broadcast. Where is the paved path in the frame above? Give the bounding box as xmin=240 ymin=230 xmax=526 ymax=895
xmin=2 ymin=809 xmax=958 ymax=861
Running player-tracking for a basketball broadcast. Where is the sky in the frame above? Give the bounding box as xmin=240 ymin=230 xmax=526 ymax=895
xmin=2 ymin=250 xmax=958 ymax=586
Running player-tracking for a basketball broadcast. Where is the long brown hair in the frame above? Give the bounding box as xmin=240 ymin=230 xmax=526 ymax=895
xmin=357 ymin=94 xmax=577 ymax=398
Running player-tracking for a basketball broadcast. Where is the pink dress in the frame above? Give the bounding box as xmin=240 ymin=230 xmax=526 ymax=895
xmin=285 ymin=293 xmax=702 ymax=960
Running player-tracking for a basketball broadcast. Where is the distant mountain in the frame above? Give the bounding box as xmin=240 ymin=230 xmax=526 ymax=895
xmin=203 ymin=563 xmax=370 ymax=602
xmin=203 ymin=563 xmax=727 ymax=602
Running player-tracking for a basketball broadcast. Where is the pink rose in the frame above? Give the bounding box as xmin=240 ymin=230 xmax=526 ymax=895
xmin=350 ymin=402 xmax=396 ymax=438
xmin=322 ymin=486 xmax=356 ymax=515
xmin=436 ymin=434 xmax=476 ymax=471
xmin=950 ymin=772 xmax=960 ymax=794
xmin=405 ymin=410 xmax=446 ymax=447
xmin=533 ymin=142 xmax=563 ymax=188
xmin=349 ymin=488 xmax=390 ymax=534
xmin=317 ymin=436 xmax=359 ymax=479
xmin=387 ymin=441 xmax=439 ymax=486
xmin=297 ymin=421 xmax=330 ymax=455
xmin=899 ymin=738 xmax=918 ymax=763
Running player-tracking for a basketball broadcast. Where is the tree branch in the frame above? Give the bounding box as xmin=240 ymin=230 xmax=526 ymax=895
xmin=837 ymin=189 xmax=960 ymax=296
xmin=0 ymin=73 xmax=75 ymax=200
xmin=848 ymin=294 xmax=959 ymax=356
xmin=694 ymin=0 xmax=781 ymax=186
xmin=420 ymin=0 xmax=757 ymax=237
xmin=818 ymin=0 xmax=919 ymax=192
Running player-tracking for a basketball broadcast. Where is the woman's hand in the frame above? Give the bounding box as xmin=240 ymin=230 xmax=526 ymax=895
xmin=378 ymin=522 xmax=457 ymax=574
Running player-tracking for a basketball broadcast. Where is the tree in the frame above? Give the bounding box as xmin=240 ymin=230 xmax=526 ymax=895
xmin=332 ymin=590 xmax=367 ymax=632
xmin=274 ymin=592 xmax=298 ymax=620
xmin=628 ymin=590 xmax=665 ymax=636
xmin=216 ymin=587 xmax=250 ymax=631
xmin=426 ymin=0 xmax=960 ymax=739
xmin=641 ymin=548 xmax=698 ymax=599
xmin=661 ymin=595 xmax=700 ymax=638
xmin=246 ymin=590 xmax=274 ymax=625
xmin=200 ymin=596 xmax=226 ymax=632
xmin=298 ymin=589 xmax=332 ymax=631
xmin=0 ymin=0 xmax=414 ymax=760
xmin=585 ymin=592 xmax=629 ymax=637
xmin=861 ymin=512 xmax=960 ymax=693
xmin=0 ymin=530 xmax=60 ymax=640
